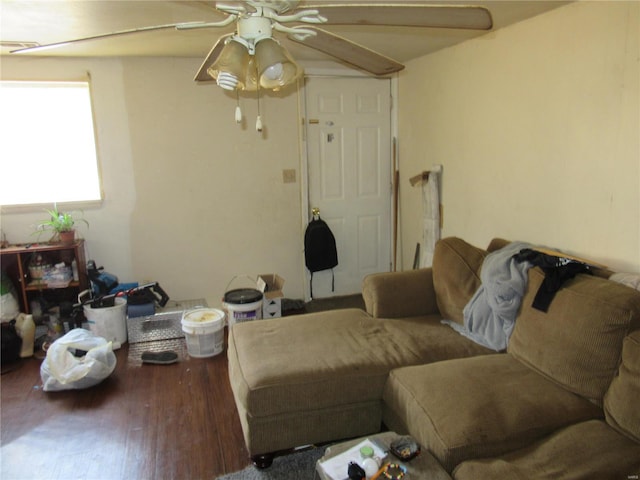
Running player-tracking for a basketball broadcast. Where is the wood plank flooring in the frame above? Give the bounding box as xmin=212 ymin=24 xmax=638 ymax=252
xmin=1 ymin=334 xmax=249 ymax=480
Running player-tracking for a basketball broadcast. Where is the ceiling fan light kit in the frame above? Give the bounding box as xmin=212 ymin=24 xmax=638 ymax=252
xmin=205 ymin=5 xmax=312 ymax=94
xmin=207 ymin=34 xmax=302 ymax=92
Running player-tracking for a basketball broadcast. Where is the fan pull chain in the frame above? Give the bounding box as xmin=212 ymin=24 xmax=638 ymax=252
xmin=254 ymin=60 xmax=263 ymax=133
xmin=256 ymin=99 xmax=262 ymax=132
xmin=255 ymin=86 xmax=263 ymax=133
xmin=235 ymin=91 xmax=242 ymax=124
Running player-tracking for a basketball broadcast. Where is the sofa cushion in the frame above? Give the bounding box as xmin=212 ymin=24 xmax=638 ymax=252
xmin=228 ymin=308 xmax=491 ymax=420
xmin=508 ymin=269 xmax=640 ymax=405
xmin=452 ymin=419 xmax=640 ymax=480
xmin=380 ymin=316 xmax=492 ymax=362
xmin=604 ymin=330 xmax=640 ymax=442
xmin=382 ymin=354 xmax=603 ymax=472
xmin=229 ymin=309 xmax=391 ymax=418
xmin=433 ymin=237 xmax=487 ymax=325
xmin=362 ymin=268 xmax=439 ymax=318
xmin=486 ymin=238 xmax=510 ymax=252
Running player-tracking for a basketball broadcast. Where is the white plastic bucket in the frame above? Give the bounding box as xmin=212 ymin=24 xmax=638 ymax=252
xmin=181 ymin=308 xmax=226 ymax=358
xmin=84 ymin=297 xmax=127 ymax=346
xmin=223 ymin=288 xmax=263 ymax=327
xmin=222 ymin=275 xmax=264 ymax=328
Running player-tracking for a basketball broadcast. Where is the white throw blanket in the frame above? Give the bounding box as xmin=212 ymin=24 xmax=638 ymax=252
xmin=443 ymin=241 xmax=532 ymax=351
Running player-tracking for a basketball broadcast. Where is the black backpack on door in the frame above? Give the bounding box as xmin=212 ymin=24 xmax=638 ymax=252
xmin=304 ymin=216 xmax=338 ymax=298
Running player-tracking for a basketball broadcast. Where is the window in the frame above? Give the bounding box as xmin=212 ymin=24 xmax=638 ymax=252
xmin=0 ymin=80 xmax=102 ymax=208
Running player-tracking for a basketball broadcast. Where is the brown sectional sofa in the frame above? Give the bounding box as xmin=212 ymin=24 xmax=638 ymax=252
xmin=227 ymin=237 xmax=640 ymax=476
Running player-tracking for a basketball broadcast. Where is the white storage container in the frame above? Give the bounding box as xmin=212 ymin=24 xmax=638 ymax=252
xmin=181 ymin=308 xmax=226 ymax=358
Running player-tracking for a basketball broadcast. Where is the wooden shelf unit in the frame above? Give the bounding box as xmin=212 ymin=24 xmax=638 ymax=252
xmin=0 ymin=240 xmax=88 ymax=314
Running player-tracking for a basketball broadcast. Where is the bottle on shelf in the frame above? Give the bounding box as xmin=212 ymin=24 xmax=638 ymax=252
xmin=71 ymin=259 xmax=79 ymax=282
xmin=15 ymin=313 xmax=36 ymax=358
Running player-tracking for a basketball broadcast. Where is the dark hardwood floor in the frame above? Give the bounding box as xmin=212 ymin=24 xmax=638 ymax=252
xmin=1 ymin=334 xmax=249 ymax=480
xmin=2 ymin=296 xmax=368 ymax=479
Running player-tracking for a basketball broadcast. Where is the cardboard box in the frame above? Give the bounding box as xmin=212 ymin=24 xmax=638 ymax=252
xmin=257 ymin=273 xmax=285 ymax=318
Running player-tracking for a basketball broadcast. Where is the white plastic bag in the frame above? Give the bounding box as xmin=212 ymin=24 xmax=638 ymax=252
xmin=40 ymin=328 xmax=117 ymax=392
xmin=0 ymin=291 xmax=20 ymax=322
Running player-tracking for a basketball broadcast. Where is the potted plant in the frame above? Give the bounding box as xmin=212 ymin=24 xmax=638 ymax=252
xmin=34 ymin=205 xmax=89 ymax=245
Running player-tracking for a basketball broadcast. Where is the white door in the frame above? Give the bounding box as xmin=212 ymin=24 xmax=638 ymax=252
xmin=305 ymin=76 xmax=392 ymax=298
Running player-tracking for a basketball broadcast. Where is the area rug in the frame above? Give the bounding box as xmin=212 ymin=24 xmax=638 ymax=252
xmin=216 ymin=448 xmax=324 ymax=480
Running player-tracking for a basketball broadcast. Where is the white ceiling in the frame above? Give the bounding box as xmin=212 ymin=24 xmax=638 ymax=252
xmin=1 ymin=1 xmax=569 ymax=72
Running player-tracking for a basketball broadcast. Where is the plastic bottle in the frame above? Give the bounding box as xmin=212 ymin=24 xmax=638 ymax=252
xmin=362 ymin=458 xmax=380 ymax=479
xmin=16 ymin=313 xmax=36 ymax=358
xmin=360 ymin=445 xmax=381 ymax=479
xmin=71 ymin=259 xmax=79 ymax=282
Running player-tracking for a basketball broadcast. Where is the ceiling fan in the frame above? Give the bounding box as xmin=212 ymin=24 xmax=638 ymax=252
xmin=11 ymin=1 xmax=492 ymax=131
xmin=12 ymin=1 xmax=493 ymax=89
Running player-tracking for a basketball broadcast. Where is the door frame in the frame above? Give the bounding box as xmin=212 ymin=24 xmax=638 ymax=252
xmin=298 ymin=69 xmax=400 ymax=301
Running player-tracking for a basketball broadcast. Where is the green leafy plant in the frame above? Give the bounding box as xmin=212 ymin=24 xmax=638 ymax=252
xmin=33 ymin=205 xmax=89 ymax=238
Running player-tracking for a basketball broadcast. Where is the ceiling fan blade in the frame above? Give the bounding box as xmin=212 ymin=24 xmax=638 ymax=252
xmin=288 ymin=27 xmax=404 ymax=76
xmin=301 ymin=4 xmax=493 ymax=30
xmin=10 ymin=22 xmax=208 ymax=54
xmin=213 ymin=1 xmax=257 ymax=15
xmin=193 ymin=34 xmax=233 ymax=82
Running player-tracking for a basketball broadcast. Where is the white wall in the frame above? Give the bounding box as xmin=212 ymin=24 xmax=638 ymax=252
xmin=398 ymin=1 xmax=640 ymax=272
xmin=1 ymin=56 xmax=305 ymax=307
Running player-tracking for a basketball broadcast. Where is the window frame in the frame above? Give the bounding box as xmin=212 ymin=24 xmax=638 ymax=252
xmin=0 ymin=78 xmax=104 ymax=213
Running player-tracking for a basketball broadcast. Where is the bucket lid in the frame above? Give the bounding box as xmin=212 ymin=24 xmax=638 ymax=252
xmin=223 ymin=288 xmax=263 ymax=304
xmin=182 ymin=308 xmax=225 ymax=327
xmin=83 ymin=296 xmax=127 ymax=311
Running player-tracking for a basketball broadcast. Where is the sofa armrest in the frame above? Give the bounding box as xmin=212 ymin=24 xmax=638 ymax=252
xmin=362 ymin=268 xmax=439 ymax=318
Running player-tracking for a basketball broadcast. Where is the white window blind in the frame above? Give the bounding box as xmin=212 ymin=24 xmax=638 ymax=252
xmin=0 ymin=80 xmax=102 ymax=207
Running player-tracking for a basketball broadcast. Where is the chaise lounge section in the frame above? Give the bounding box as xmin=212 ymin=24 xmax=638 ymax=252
xmin=227 ymin=297 xmax=492 ymax=465
xmin=227 ymin=237 xmax=640 ymax=476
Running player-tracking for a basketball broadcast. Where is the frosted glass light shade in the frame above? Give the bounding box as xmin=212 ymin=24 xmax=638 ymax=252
xmin=254 ymin=38 xmax=302 ymax=91
xmin=207 ymin=38 xmax=250 ymax=90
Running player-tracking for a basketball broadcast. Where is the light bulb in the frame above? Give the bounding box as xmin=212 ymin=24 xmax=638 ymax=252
xmin=217 ymin=72 xmax=239 ymax=90
xmin=264 ymin=63 xmax=284 ymax=81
